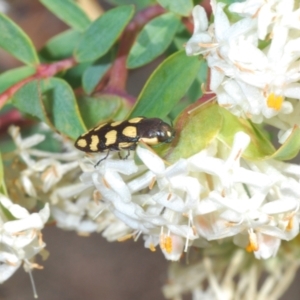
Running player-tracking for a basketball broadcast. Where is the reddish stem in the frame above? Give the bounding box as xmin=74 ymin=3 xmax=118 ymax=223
xmin=0 ymin=109 xmax=34 ymax=133
xmin=182 ymin=17 xmax=194 ymax=34
xmin=0 ymin=57 xmax=76 ymax=109
xmin=105 ymin=4 xmax=165 ymax=94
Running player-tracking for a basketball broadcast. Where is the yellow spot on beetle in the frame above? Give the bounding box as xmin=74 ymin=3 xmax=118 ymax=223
xmin=128 ymin=117 xmax=143 ymax=123
xmin=122 ymin=126 xmax=137 ymax=138
xmin=139 ymin=137 xmax=159 ymax=145
xmin=90 ymin=135 xmax=99 ymax=151
xmin=119 ymin=142 xmax=134 ymax=148
xmin=105 ymin=130 xmax=117 ymax=146
xmin=77 ymin=139 xmax=87 ymax=148
xmin=111 ymin=121 xmax=122 ymax=127
xmin=267 ymin=93 xmax=284 ymax=110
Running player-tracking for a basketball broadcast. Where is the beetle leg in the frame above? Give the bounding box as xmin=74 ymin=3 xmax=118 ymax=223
xmin=118 ymin=150 xmax=130 ymax=160
xmin=125 ymin=149 xmax=130 ymax=159
xmin=94 ymin=150 xmax=110 ymax=168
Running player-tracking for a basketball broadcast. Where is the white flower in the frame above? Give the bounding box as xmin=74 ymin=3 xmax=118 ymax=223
xmin=186 ymin=2 xmax=300 ymax=125
xmin=0 ymin=195 xmax=49 ymax=283
xmin=185 ymin=5 xmax=212 ymax=56
xmin=8 ymin=126 xmax=45 ymax=166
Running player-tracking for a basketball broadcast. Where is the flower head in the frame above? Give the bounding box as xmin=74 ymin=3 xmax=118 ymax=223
xmin=186 ymin=1 xmax=300 ymax=130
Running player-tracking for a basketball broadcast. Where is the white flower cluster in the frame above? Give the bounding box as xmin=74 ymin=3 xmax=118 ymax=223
xmin=6 ymin=123 xmax=300 ymax=293
xmin=77 ymin=131 xmax=300 ymax=261
xmin=7 ymin=125 xmax=130 ymax=239
xmin=0 ymin=195 xmax=49 ymax=284
xmin=186 ymin=0 xmax=300 ymax=130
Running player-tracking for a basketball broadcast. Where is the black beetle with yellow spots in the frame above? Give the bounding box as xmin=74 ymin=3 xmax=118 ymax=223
xmin=75 ymin=117 xmax=175 ymax=165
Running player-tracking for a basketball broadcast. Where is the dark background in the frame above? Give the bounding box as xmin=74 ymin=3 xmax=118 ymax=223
xmin=1 ymin=1 xmax=300 ymax=299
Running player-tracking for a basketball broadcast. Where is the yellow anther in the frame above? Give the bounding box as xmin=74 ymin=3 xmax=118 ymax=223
xmin=160 ymin=235 xmax=172 ymax=254
xmin=267 ymin=93 xmax=284 ymax=110
xmin=149 ymin=244 xmax=156 ymax=252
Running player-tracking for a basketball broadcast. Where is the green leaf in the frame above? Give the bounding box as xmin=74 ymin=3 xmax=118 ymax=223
xmin=0 ymin=153 xmax=7 ymax=196
xmin=106 ymin=0 xmax=155 ymax=11
xmin=0 ymin=13 xmax=39 ymax=65
xmin=127 ymin=13 xmax=180 ymax=69
xmin=11 ymin=80 xmax=50 ymax=124
xmin=157 ymin=0 xmax=193 ymax=16
xmin=0 ymin=66 xmax=35 ymax=94
xmin=40 ymin=0 xmax=91 ymax=31
xmin=77 ymin=95 xmax=124 ymax=129
xmin=82 ymin=52 xmax=113 ymax=94
xmin=40 ymin=29 xmax=82 ymax=60
xmin=41 ymin=78 xmax=86 ymax=139
xmin=169 ymin=101 xmax=222 ymax=161
xmin=168 ymin=102 xmax=280 ymax=162
xmin=271 ymin=126 xmax=300 ymax=160
xmin=173 ymin=22 xmax=193 ymax=50
xmin=12 ymin=79 xmax=86 ymax=139
xmin=63 ymin=62 xmax=93 ymax=88
xmin=75 ymin=5 xmax=134 ymax=62
xmin=129 ymin=50 xmax=201 ymax=118
xmin=217 ymin=107 xmax=275 ymax=159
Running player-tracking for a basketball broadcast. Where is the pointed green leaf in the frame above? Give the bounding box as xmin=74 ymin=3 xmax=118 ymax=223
xmin=41 ymin=78 xmax=86 ymax=139
xmin=127 ymin=13 xmax=180 ymax=69
xmin=0 ymin=13 xmax=39 ymax=65
xmin=11 ymin=80 xmax=50 ymax=124
xmin=157 ymin=0 xmax=193 ymax=16
xmin=129 ymin=50 xmax=201 ymax=118
xmin=11 ymin=79 xmax=86 ymax=139
xmin=0 ymin=66 xmax=35 ymax=94
xmin=63 ymin=62 xmax=93 ymax=88
xmin=106 ymin=0 xmax=155 ymax=11
xmin=217 ymin=107 xmax=275 ymax=159
xmin=169 ymin=101 xmax=223 ymax=162
xmin=82 ymin=52 xmax=113 ymax=94
xmin=271 ymin=126 xmax=300 ymax=160
xmin=40 ymin=0 xmax=91 ymax=31
xmin=40 ymin=29 xmax=82 ymax=60
xmin=75 ymin=5 xmax=134 ymax=62
xmin=77 ymin=95 xmax=124 ymax=129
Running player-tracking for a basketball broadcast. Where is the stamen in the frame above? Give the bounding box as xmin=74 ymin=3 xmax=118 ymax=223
xmin=149 ymin=244 xmax=156 ymax=252
xmin=148 ymin=177 xmax=156 ymax=190
xmin=246 ymin=230 xmax=258 ymax=252
xmin=117 ymin=233 xmax=133 ymax=242
xmin=103 ymin=177 xmax=110 ymax=188
xmin=267 ymin=93 xmax=284 ymax=110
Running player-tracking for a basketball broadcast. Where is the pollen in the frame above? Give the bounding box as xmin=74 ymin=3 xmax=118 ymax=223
xmin=246 ymin=230 xmax=258 ymax=252
xmin=267 ymin=93 xmax=284 ymax=110
xmin=118 ymin=234 xmax=133 ymax=241
xmin=160 ymin=235 xmax=172 ymax=254
xmin=149 ymin=243 xmax=156 ymax=252
xmin=286 ymin=216 xmax=294 ymax=231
